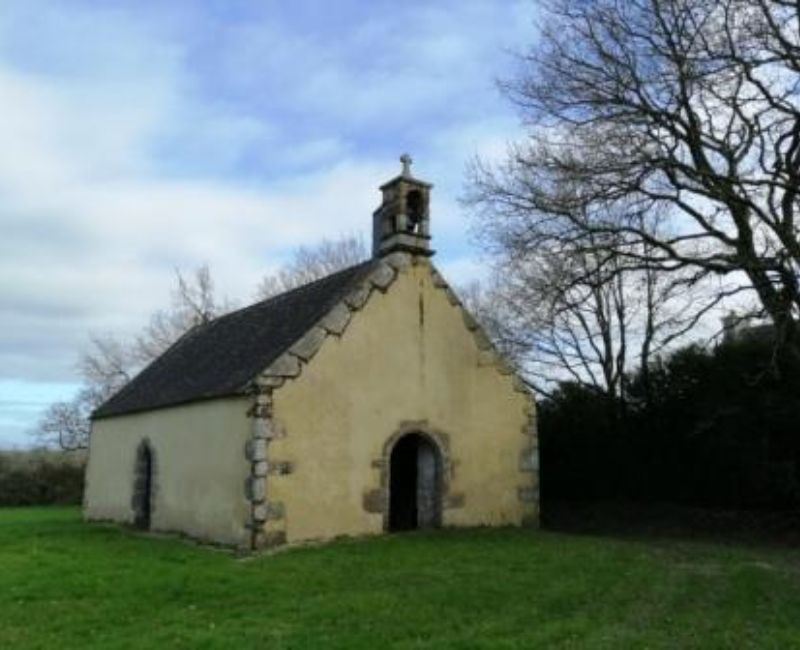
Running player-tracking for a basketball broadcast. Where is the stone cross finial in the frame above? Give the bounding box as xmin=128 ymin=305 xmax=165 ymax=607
xmin=400 ymin=153 xmax=413 ymax=177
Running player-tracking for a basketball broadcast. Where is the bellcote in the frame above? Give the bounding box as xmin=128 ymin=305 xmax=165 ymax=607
xmin=372 ymin=154 xmax=434 ymax=258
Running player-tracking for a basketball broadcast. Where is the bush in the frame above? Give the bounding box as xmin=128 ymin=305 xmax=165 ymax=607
xmin=0 ymin=450 xmax=85 ymax=506
xmin=540 ymin=339 xmax=800 ymax=511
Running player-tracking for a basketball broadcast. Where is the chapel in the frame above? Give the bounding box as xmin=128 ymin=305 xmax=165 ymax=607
xmin=84 ymin=157 xmax=539 ymax=549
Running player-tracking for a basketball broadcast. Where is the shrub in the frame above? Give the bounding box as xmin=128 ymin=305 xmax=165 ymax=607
xmin=540 ymin=338 xmax=800 ymax=510
xmin=0 ymin=450 xmax=85 ymax=506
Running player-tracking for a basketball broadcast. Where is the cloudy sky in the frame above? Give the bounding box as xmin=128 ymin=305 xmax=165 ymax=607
xmin=0 ymin=0 xmax=537 ymax=447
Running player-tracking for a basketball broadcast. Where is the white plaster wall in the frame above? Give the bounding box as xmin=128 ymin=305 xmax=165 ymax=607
xmin=84 ymin=397 xmax=252 ymax=547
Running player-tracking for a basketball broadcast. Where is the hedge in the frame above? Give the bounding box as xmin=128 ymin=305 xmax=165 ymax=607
xmin=0 ymin=451 xmax=85 ymax=506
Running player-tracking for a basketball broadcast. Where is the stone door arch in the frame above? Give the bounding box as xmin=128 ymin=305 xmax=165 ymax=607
xmin=388 ymin=432 xmax=443 ymax=531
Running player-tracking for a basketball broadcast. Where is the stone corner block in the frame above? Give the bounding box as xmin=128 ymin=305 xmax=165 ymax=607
xmin=368 ymin=262 xmax=396 ymax=290
xmin=245 ymin=439 xmax=267 ymax=462
xmin=256 ymin=375 xmax=285 ymax=389
xmin=344 ymin=283 xmax=371 ymax=310
xmin=289 ymin=326 xmax=328 ymax=362
xmin=264 ymin=353 xmax=301 ymax=378
xmin=383 ymin=251 xmax=412 ymax=271
xmin=320 ymin=302 xmax=352 ymax=335
xmin=495 ymin=357 xmax=515 ymax=376
xmin=518 ymin=486 xmax=539 ymax=504
xmin=461 ymin=309 xmax=480 ymax=332
xmin=519 ymin=449 xmax=540 ymax=473
xmin=245 ymin=476 xmax=266 ymax=502
xmin=267 ymin=461 xmax=293 ymax=476
xmin=444 ymin=287 xmax=461 ymax=306
xmin=472 ymin=327 xmax=493 ymax=351
xmin=251 ymin=503 xmax=269 ymax=523
xmin=362 ymin=489 xmax=386 ymax=513
xmin=430 ymin=267 xmax=448 ymax=289
xmin=511 ymin=375 xmax=529 ymax=394
xmin=252 ymin=418 xmax=273 ymax=441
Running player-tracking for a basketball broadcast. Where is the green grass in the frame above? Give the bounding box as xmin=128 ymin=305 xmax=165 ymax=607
xmin=2 ymin=508 xmax=800 ymax=649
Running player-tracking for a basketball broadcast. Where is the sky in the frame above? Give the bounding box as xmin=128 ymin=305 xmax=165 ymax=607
xmin=0 ymin=0 xmax=538 ymax=447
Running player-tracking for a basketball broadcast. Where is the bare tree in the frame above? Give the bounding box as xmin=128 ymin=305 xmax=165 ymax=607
xmin=256 ymin=235 xmax=367 ymax=299
xmin=35 ymin=237 xmax=366 ymax=451
xmin=34 ymin=264 xmax=227 ymax=450
xmin=33 ymin=392 xmax=93 ymax=451
xmin=79 ymin=334 xmax=134 ymax=403
xmin=469 ymin=0 xmax=800 ymax=354
xmin=467 ymin=232 xmax=714 ymax=402
xmin=134 ymin=265 xmax=226 ymax=365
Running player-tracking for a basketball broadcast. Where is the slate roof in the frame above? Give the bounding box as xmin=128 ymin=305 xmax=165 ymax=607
xmin=93 ymin=259 xmax=378 ymax=420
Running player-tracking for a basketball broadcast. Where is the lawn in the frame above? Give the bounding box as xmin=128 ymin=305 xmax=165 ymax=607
xmin=1 ymin=508 xmax=800 ymax=648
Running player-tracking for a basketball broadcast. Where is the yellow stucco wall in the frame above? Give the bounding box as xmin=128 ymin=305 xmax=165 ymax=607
xmin=84 ymin=397 xmax=252 ymax=546
xmin=268 ymin=259 xmax=535 ymax=544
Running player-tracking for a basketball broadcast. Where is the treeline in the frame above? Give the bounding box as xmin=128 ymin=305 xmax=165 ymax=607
xmin=0 ymin=450 xmax=85 ymax=506
xmin=540 ymin=338 xmax=800 ymax=511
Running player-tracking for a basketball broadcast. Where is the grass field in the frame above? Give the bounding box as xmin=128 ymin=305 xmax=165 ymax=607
xmin=2 ymin=508 xmax=800 ymax=648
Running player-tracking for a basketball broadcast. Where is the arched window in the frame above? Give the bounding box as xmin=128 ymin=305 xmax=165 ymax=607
xmin=132 ymin=441 xmax=155 ymax=530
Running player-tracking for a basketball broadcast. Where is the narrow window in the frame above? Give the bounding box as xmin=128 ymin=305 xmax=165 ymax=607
xmin=132 ymin=441 xmax=154 ymax=530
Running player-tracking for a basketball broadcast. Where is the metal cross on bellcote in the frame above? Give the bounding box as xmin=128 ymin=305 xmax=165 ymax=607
xmin=400 ymin=153 xmax=413 ymax=177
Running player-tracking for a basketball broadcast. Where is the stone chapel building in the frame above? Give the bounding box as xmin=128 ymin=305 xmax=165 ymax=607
xmin=84 ymin=158 xmax=539 ymax=550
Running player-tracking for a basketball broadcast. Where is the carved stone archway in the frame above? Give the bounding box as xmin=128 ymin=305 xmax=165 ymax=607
xmin=363 ymin=421 xmax=463 ymax=531
xmin=388 ymin=432 xmax=442 ymax=531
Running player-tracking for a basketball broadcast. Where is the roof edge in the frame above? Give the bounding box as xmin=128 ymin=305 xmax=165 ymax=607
xmin=92 ymin=259 xmax=378 ymax=420
xmin=246 ymin=253 xmax=532 ymax=404
xmin=91 ymin=388 xmax=250 ymax=421
xmin=91 ymin=253 xmax=533 ymax=421
xmin=426 ymin=262 xmax=534 ymax=402
xmin=249 ymin=253 xmax=409 ymax=393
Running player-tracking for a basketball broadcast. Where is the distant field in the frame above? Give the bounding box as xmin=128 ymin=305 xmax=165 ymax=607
xmin=1 ymin=508 xmax=800 ymax=649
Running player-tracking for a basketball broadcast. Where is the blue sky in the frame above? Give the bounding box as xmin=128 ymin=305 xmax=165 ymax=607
xmin=0 ymin=0 xmax=536 ymax=447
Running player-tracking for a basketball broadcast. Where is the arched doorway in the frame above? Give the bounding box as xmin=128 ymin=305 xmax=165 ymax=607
xmin=389 ymin=433 xmax=442 ymax=531
xmin=132 ymin=441 xmax=154 ymax=530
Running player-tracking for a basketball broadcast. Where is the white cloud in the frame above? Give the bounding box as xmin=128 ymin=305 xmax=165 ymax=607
xmin=0 ymin=0 xmax=537 ymax=446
